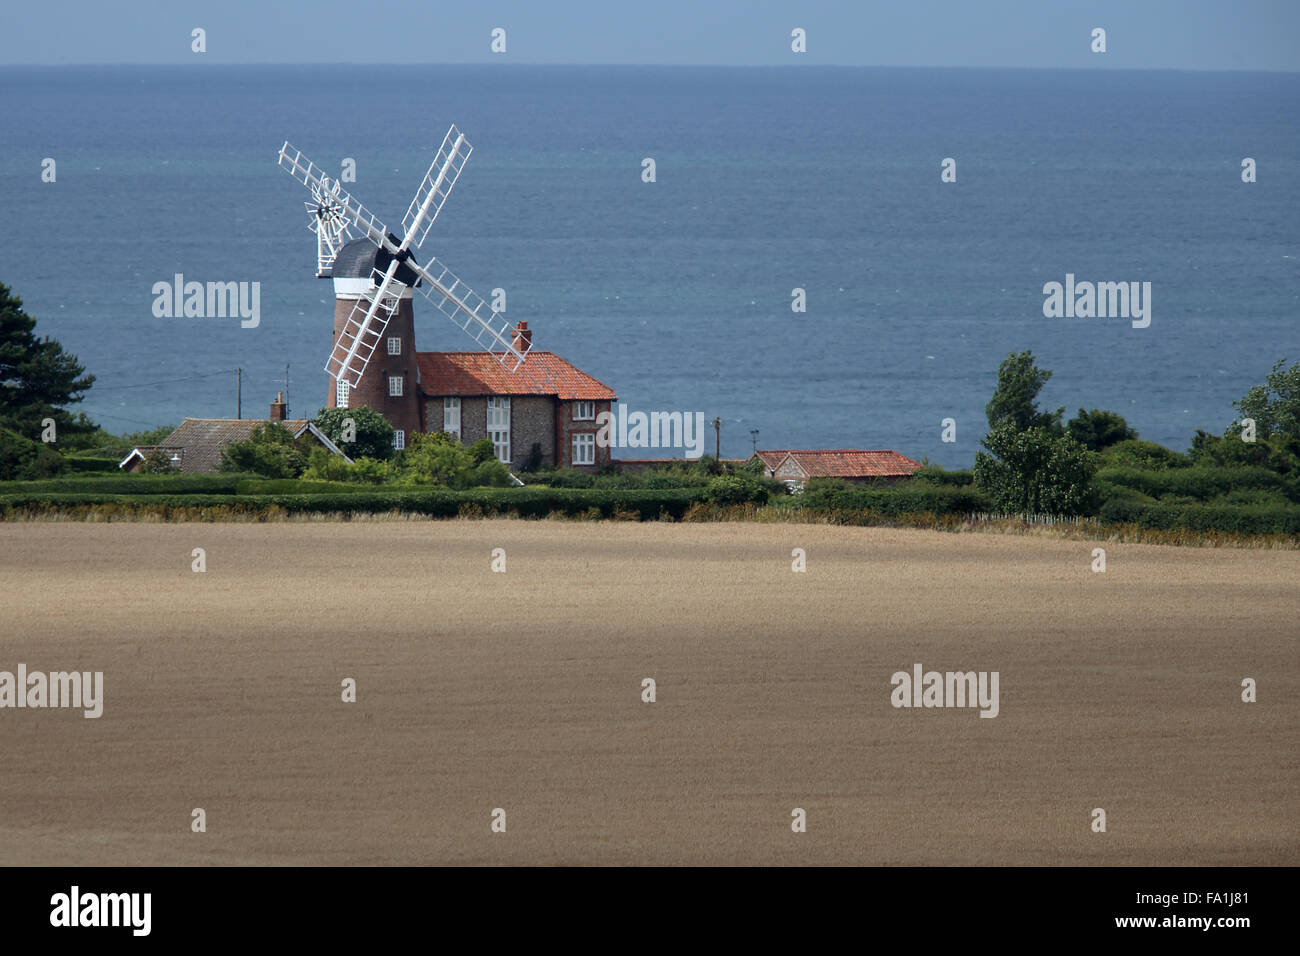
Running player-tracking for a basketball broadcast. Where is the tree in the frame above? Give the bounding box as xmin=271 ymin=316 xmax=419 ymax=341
xmin=985 ymin=350 xmax=1063 ymax=433
xmin=312 ymin=406 xmax=395 ymax=460
xmin=0 ymin=427 xmax=63 ymax=480
xmin=1066 ymin=408 xmax=1137 ymax=451
xmin=1232 ymin=358 xmax=1300 ymax=441
xmin=0 ymin=283 xmax=96 ymax=442
xmin=974 ymin=423 xmax=1098 ymax=516
xmin=218 ymin=423 xmax=308 ymax=478
xmin=125 ymin=424 xmax=178 ymax=446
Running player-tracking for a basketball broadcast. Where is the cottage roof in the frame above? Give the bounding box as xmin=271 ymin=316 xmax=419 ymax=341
xmin=759 ymin=449 xmax=923 ymax=479
xmin=417 ymin=351 xmax=617 ymax=401
xmin=150 ymin=419 xmax=340 ymax=473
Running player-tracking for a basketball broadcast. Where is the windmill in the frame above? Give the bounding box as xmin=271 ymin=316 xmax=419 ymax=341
xmin=277 ymin=125 xmax=530 ymax=413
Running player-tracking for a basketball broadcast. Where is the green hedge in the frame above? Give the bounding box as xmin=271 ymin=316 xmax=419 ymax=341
xmin=912 ymin=466 xmax=976 ymax=486
xmin=0 ymin=474 xmax=252 ymax=495
xmin=0 ymin=487 xmax=705 ymax=520
xmin=799 ymin=482 xmax=991 ymax=515
xmin=1097 ymin=466 xmax=1294 ymax=503
xmin=1099 ymin=498 xmax=1300 ymax=534
xmin=234 ymin=478 xmax=378 ymax=496
xmin=61 ymin=457 xmax=121 ymax=473
xmin=521 ymin=469 xmax=714 ymax=490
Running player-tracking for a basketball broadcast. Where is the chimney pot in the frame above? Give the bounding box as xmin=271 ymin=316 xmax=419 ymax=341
xmin=270 ymin=392 xmax=287 ymax=421
xmin=511 ymin=320 xmax=532 ymax=354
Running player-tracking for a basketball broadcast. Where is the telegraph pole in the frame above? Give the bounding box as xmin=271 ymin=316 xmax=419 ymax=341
xmin=711 ymin=416 xmax=721 ymax=461
xmin=285 ymin=363 xmax=290 ymax=419
xmin=236 ymin=367 xmax=242 ymax=420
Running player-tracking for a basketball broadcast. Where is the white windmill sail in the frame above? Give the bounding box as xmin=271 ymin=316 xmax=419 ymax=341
xmin=276 ymin=127 xmax=531 ymax=382
xmin=327 ymin=264 xmax=410 ymax=388
xmin=401 ymin=125 xmax=473 ymax=249
xmin=409 ymin=257 xmax=528 ymax=371
xmin=305 ymin=177 xmax=356 ymax=276
xmin=278 ymin=143 xmax=390 ymax=251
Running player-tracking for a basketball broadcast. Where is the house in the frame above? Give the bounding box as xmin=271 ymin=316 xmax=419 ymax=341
xmin=323 ymin=237 xmax=617 ymax=470
xmin=418 ymin=336 xmax=618 ymax=471
xmin=751 ymin=449 xmax=923 ymax=489
xmin=119 ymin=393 xmax=351 ymax=473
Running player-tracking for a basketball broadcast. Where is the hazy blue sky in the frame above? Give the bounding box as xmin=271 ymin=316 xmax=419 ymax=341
xmin=2 ymin=0 xmax=1297 ymax=70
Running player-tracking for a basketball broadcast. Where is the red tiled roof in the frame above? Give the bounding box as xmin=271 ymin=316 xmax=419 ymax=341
xmin=762 ymin=449 xmax=923 ymax=479
xmin=751 ymin=449 xmax=795 ymax=471
xmin=416 ymin=351 xmax=616 ymax=401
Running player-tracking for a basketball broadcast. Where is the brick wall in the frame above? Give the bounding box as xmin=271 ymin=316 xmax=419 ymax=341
xmin=421 ymin=394 xmax=560 ymax=471
xmin=557 ymin=399 xmax=612 ymax=470
xmin=510 ymin=396 xmax=556 ymax=470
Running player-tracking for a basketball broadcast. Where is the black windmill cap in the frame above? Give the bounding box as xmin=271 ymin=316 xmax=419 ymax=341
xmin=331 ymin=237 xmax=421 ymax=287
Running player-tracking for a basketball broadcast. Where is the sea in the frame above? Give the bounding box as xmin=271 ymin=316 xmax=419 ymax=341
xmin=1 ymin=64 xmax=1297 ymax=466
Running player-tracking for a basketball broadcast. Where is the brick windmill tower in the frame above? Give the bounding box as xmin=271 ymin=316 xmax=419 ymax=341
xmin=325 ymin=239 xmax=423 ymax=440
xmin=277 ymin=125 xmax=530 ymax=447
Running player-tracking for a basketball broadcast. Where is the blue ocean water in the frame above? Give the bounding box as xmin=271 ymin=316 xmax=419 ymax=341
xmin=1 ymin=65 xmax=1297 ymax=466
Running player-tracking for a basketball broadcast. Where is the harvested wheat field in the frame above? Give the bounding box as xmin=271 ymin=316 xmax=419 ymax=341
xmin=0 ymin=520 xmax=1295 ymax=866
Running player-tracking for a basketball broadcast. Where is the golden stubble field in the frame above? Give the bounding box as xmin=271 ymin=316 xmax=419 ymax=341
xmin=0 ymin=519 xmax=1295 ymax=866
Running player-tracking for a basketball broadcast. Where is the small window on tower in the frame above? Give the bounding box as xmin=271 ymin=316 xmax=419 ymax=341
xmin=336 ymin=379 xmax=350 ymax=409
xmin=392 ymin=429 xmax=405 ymax=451
xmin=387 ymin=336 xmax=401 ymax=356
xmin=389 ymin=376 xmax=403 ymax=397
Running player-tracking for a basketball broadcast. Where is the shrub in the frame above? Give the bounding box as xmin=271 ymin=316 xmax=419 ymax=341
xmin=1101 ymin=439 xmax=1189 ymax=471
xmin=0 ymin=474 xmax=250 ymax=495
xmin=1066 ymin=408 xmax=1137 ymax=451
xmin=301 ymin=448 xmax=392 ymax=484
xmin=61 ymin=456 xmax=120 ymax=473
xmin=912 ymin=466 xmax=975 ymax=486
xmin=218 ymin=423 xmax=309 ymax=478
xmin=139 ymin=448 xmax=179 ymax=474
xmin=1099 ymin=498 xmax=1300 ymax=535
xmin=1097 ymin=466 xmax=1288 ymax=503
xmin=800 ymin=481 xmax=989 ymax=516
xmin=704 ymin=474 xmax=768 ymax=505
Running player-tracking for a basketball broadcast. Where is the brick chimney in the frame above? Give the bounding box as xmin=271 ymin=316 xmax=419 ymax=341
xmin=510 ymin=320 xmax=532 ymax=354
xmin=269 ymin=391 xmax=287 ymax=421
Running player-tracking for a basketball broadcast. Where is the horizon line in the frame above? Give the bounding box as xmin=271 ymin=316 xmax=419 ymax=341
xmin=2 ymin=62 xmax=1298 ymax=75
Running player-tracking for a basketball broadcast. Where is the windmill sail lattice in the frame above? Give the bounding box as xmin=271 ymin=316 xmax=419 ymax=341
xmin=277 ymin=129 xmax=528 ymax=385
xmin=401 ymin=126 xmax=473 ymax=249
xmin=327 ymin=267 xmax=410 ymax=388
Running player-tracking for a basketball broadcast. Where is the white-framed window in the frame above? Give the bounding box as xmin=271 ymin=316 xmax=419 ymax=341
xmin=388 ymin=375 xmax=403 ymax=397
xmin=335 ymin=378 xmax=350 ymax=409
xmin=392 ymin=429 xmax=405 ymax=451
xmin=487 ymin=396 xmax=510 ymax=463
xmin=572 ymin=432 xmax=595 ymax=466
xmin=387 ymin=336 xmax=402 ymax=356
xmin=442 ymin=397 xmax=461 ymax=440
xmin=574 ymin=400 xmax=595 ymax=421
